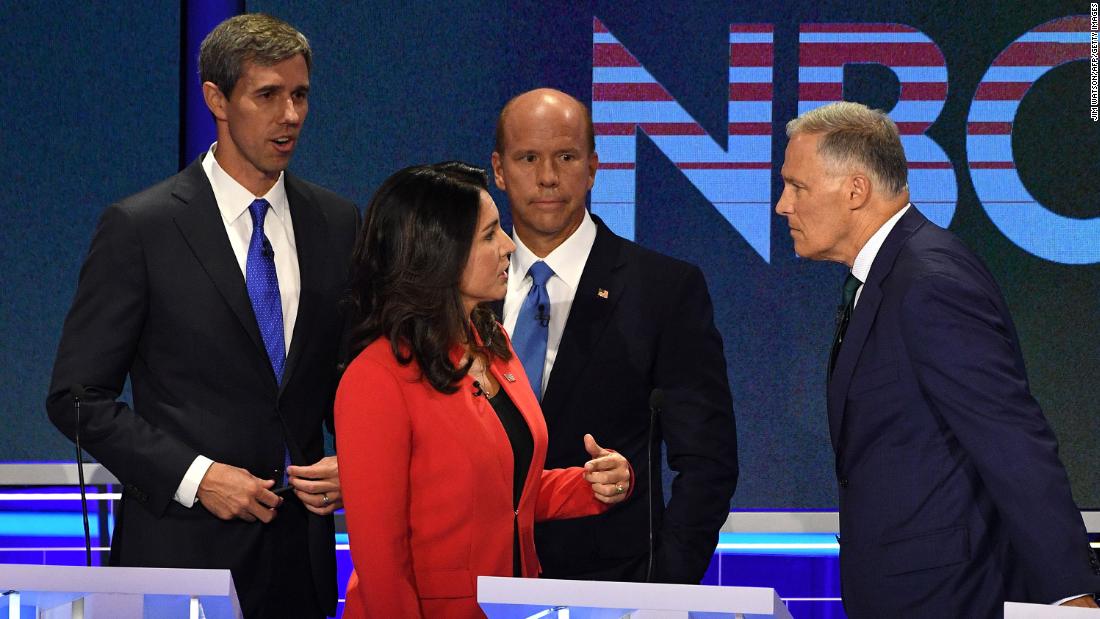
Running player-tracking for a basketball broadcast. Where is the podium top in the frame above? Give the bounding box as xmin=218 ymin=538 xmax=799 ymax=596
xmin=0 ymin=564 xmax=234 ymax=596
xmin=477 ymin=576 xmax=793 ymax=618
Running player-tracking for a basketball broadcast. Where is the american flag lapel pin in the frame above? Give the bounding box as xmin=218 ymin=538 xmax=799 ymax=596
xmin=503 ymin=373 xmax=516 ymax=382
xmin=597 ymin=288 xmax=609 ymax=299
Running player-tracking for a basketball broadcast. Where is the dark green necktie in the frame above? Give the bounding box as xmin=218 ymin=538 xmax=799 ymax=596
xmin=829 ymin=273 xmax=863 ymax=376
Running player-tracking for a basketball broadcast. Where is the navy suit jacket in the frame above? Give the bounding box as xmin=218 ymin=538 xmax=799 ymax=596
xmin=47 ymin=157 xmax=359 ymax=617
xmin=829 ymin=206 xmax=1100 ymax=617
xmin=528 ymin=215 xmax=739 ymax=584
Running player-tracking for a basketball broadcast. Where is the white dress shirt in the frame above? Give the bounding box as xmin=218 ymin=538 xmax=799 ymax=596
xmin=173 ymin=143 xmax=301 ymax=507
xmin=849 ymin=204 xmax=910 ymax=306
xmin=502 ymin=210 xmax=597 ymax=395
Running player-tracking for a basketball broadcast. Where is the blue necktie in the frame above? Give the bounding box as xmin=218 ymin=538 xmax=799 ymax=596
xmin=246 ymin=199 xmax=286 ymax=383
xmin=246 ymin=199 xmax=291 ymax=483
xmin=512 ymin=261 xmax=554 ymax=401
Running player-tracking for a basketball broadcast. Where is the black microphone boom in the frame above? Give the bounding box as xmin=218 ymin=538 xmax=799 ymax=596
xmin=70 ymin=384 xmax=92 ymax=567
xmin=646 ymin=388 xmax=664 ymax=582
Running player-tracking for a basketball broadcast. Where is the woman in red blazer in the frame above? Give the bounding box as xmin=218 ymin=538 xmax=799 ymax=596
xmin=336 ymin=162 xmax=632 ymax=618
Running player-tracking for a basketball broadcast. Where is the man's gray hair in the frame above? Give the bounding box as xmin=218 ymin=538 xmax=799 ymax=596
xmin=786 ymin=101 xmax=908 ymax=196
xmin=199 ymin=13 xmax=311 ymax=98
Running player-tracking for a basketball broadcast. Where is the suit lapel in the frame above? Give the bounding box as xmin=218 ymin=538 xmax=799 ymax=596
xmin=170 ymin=158 xmax=270 ymax=369
xmin=280 ymin=174 xmax=327 ymax=395
xmin=827 ymin=206 xmax=928 ymax=451
xmin=540 ymin=217 xmax=626 ymax=415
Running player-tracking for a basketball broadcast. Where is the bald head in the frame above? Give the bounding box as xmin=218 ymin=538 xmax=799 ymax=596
xmin=494 ymin=88 xmax=595 ymax=155
xmin=490 ymin=88 xmax=599 ymax=257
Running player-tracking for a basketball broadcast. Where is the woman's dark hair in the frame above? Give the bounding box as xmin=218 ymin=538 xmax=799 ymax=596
xmin=345 ymin=161 xmax=511 ymax=393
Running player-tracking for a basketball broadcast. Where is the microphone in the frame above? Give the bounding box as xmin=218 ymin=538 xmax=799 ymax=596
xmin=472 ymin=380 xmax=485 ymax=398
xmin=261 ymin=238 xmax=274 ymax=259
xmin=646 ymin=388 xmax=664 ymax=582
xmin=536 ymin=304 xmax=549 ymax=327
xmin=70 ymin=384 xmax=92 ymax=567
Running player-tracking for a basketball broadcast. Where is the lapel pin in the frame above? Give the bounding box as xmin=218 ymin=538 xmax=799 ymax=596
xmin=597 ymin=288 xmax=609 ymax=299
xmin=503 ymin=373 xmax=516 ymax=382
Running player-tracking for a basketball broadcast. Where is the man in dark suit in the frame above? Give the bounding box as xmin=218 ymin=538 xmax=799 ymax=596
xmin=46 ymin=14 xmax=357 ymax=618
xmin=776 ymin=100 xmax=1100 ymax=617
xmin=491 ymin=88 xmax=738 ymax=583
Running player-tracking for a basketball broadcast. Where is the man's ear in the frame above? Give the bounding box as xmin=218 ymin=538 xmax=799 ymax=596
xmin=847 ymin=173 xmax=871 ymax=210
xmin=491 ymin=151 xmax=506 ymax=191
xmin=586 ymin=149 xmax=598 ymax=191
xmin=202 ymin=81 xmax=229 ymax=122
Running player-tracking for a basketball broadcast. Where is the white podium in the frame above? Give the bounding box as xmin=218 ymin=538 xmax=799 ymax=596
xmin=477 ymin=576 xmax=793 ymax=618
xmin=0 ymin=564 xmax=242 ymax=619
xmin=1005 ymin=602 xmax=1100 ymax=618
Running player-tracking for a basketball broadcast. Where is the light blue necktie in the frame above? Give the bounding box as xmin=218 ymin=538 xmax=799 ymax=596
xmin=511 ymin=261 xmax=554 ymax=401
xmin=245 ymin=199 xmax=291 ymax=483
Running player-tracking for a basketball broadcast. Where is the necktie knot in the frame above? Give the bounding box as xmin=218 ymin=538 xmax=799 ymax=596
xmin=527 ymin=261 xmax=554 ymax=287
xmin=841 ymin=273 xmax=862 ymax=308
xmin=249 ymin=199 xmax=270 ymax=229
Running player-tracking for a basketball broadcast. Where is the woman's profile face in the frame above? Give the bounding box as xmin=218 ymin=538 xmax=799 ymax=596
xmin=458 ymin=191 xmax=516 ymax=314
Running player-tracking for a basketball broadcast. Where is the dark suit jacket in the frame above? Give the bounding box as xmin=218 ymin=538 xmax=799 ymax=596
xmin=527 ymin=215 xmax=738 ymax=584
xmin=46 ymin=157 xmax=359 ymax=617
xmin=829 ymin=206 xmax=1100 ymax=617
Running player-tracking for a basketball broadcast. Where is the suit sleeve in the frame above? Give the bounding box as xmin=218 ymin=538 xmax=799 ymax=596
xmin=327 ymin=202 xmax=363 ymax=440
xmin=652 ymin=265 xmax=739 ymax=583
xmin=45 ymin=204 xmax=199 ymax=514
xmin=901 ymin=271 xmax=1100 ymax=601
xmin=335 ymin=357 xmax=422 ymax=618
xmin=534 ymin=467 xmax=609 ymax=522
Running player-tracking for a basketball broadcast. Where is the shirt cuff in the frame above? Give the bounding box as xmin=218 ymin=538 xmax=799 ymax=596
xmin=1052 ymin=594 xmax=1093 ymax=606
xmin=173 ymin=455 xmax=214 ymax=508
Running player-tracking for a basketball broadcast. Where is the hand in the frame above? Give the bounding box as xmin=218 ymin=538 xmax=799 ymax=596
xmin=196 ymin=462 xmax=281 ymax=523
xmin=288 ymin=455 xmax=342 ymax=515
xmin=582 ymin=434 xmax=631 ymax=505
xmin=1059 ymin=595 xmax=1099 ymax=608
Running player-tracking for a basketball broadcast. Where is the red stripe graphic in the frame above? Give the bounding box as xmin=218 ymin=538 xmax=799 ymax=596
xmin=728 ymin=122 xmax=772 ymax=134
xmin=594 ymin=83 xmax=671 ymax=101
xmin=599 ymin=163 xmax=635 ymax=169
xmin=594 ymin=18 xmax=608 ymax=33
xmin=677 ymin=162 xmax=772 ymax=169
xmin=728 ymin=83 xmax=773 ymax=100
xmin=593 ymin=44 xmax=639 ymax=67
xmin=801 ymin=24 xmax=920 ymax=33
xmin=730 ymin=24 xmax=774 ymax=33
xmin=799 ymin=43 xmax=945 ymax=66
xmin=593 ymin=83 xmax=772 ymax=102
xmin=900 ymin=82 xmax=948 ymax=100
xmin=991 ymin=42 xmax=1089 ymax=66
xmin=969 ymin=162 xmax=1017 ymax=168
xmin=906 ymin=162 xmax=953 ymax=169
xmin=974 ymin=82 xmax=1032 ymax=100
xmin=594 ymin=123 xmax=772 ymax=136
xmin=728 ymin=43 xmax=774 ymax=67
xmin=799 ymin=82 xmax=944 ymax=101
xmin=895 ymin=122 xmax=933 ymax=134
xmin=1033 ymin=17 xmax=1087 ymax=32
xmin=799 ymin=83 xmax=843 ymax=99
xmin=967 ymin=122 xmax=1013 ymax=134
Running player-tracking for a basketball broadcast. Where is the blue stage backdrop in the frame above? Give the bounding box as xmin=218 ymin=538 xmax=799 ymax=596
xmin=3 ymin=1 xmax=1097 ymax=510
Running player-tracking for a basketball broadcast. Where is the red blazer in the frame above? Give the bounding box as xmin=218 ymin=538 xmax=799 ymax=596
xmin=336 ymin=336 xmax=609 ymax=618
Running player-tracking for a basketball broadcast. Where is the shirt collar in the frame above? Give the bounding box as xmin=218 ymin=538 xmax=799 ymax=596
xmin=201 ymin=142 xmax=288 ymax=226
xmin=851 ymin=203 xmax=911 ymax=283
xmin=509 ymin=209 xmax=597 ymax=292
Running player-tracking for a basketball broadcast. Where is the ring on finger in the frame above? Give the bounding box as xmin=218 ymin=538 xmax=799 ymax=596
xmin=322 ymin=494 xmax=330 ymax=505
xmin=615 ymin=484 xmax=625 ymax=495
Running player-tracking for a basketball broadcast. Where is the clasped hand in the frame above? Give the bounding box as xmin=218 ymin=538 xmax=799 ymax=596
xmin=582 ymin=434 xmax=631 ymax=504
xmin=197 ymin=455 xmax=343 ymax=522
